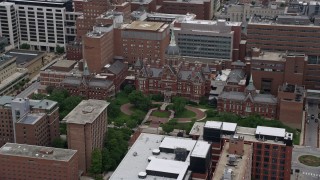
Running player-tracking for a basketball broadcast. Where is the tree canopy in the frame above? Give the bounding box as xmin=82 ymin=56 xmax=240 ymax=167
xmin=90 ymin=149 xmax=103 ymax=176
xmin=56 ymin=45 xmax=65 ymax=54
xmin=172 ymin=97 xmax=187 ymax=115
xmin=20 ymin=43 xmax=30 ymax=50
xmin=128 ymin=90 xmax=151 ymax=112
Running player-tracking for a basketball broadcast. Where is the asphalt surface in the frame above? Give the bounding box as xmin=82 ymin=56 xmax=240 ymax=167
xmin=304 ymin=103 xmax=319 ymax=148
xmin=291 ymin=146 xmax=320 ymax=180
xmin=16 ymin=81 xmax=40 ymax=98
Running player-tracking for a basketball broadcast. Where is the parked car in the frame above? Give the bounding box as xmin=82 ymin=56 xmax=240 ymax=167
xmin=311 ymin=114 xmax=315 ymax=119
xmin=315 ymin=118 xmax=318 ymax=123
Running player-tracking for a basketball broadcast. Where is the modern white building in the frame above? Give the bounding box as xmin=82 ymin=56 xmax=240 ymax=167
xmin=0 ymin=2 xmax=19 ymax=48
xmin=6 ymin=0 xmax=74 ymax=52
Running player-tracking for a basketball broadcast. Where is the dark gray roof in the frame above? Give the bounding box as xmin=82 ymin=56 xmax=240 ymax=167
xmin=231 ymin=60 xmax=245 ymax=66
xmin=166 ymin=44 xmax=180 ymax=56
xmin=134 ymin=59 xmax=143 ymax=68
xmin=108 ymin=61 xmax=126 ymax=75
xmin=227 ymin=69 xmax=245 ymax=83
xmin=219 ymin=91 xmax=277 ymax=104
xmin=62 ymin=76 xmax=81 ymax=86
xmin=5 ymin=49 xmax=45 ymax=66
xmin=89 ymin=79 xmax=113 ymax=88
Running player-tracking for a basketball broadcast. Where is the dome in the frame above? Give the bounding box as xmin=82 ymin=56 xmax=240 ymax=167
xmin=166 ymin=44 xmax=180 ymax=56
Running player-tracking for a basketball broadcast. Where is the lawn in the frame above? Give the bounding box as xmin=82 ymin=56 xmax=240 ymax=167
xmin=175 ymin=108 xmax=196 ymax=118
xmin=298 ymin=155 xmax=320 ymax=167
xmin=151 ymin=110 xmax=170 ymax=118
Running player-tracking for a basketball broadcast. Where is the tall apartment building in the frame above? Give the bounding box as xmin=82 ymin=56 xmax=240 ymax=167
xmin=64 ymin=99 xmax=109 ymax=173
xmin=83 ymin=24 xmax=114 ymax=73
xmin=159 ymin=0 xmax=214 ymax=20
xmin=6 ymin=0 xmax=73 ymax=51
xmin=0 ymin=143 xmax=79 ymax=180
xmin=190 ymin=121 xmax=293 ymax=180
xmin=174 ymin=19 xmax=242 ymax=61
xmin=247 ymin=15 xmax=320 ymax=58
xmin=0 ymin=2 xmax=19 ymax=48
xmin=116 ymin=21 xmax=170 ymax=65
xmin=0 ymin=96 xmax=59 ymax=147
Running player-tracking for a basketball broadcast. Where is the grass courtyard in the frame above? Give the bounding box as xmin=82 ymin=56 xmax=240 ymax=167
xmin=298 ymin=155 xmax=320 ymax=167
xmin=151 ymin=110 xmax=171 ymax=118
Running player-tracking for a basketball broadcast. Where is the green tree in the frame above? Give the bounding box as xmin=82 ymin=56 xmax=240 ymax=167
xmin=151 ymin=93 xmax=164 ymax=102
xmin=20 ymin=43 xmax=30 ymax=49
xmin=199 ymin=96 xmax=208 ymax=105
xmin=206 ymin=109 xmax=218 ymax=118
xmin=123 ymin=84 xmax=134 ymax=94
xmin=126 ymin=119 xmax=138 ymax=129
xmin=56 ymin=45 xmax=65 ymax=54
xmin=161 ymin=123 xmax=174 ymax=134
xmin=172 ymin=97 xmax=186 ymax=115
xmin=107 ymin=102 xmax=120 ymax=118
xmin=46 ymin=86 xmax=55 ymax=94
xmin=31 ymin=93 xmax=47 ymax=100
xmin=128 ymin=90 xmax=151 ymax=112
xmin=52 ymin=137 xmax=67 ymax=148
xmin=90 ymin=149 xmax=102 ymax=176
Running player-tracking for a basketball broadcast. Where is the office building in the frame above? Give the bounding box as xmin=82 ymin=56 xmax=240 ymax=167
xmin=110 ymin=133 xmax=212 ymax=180
xmin=0 ymin=54 xmax=28 ymax=96
xmin=0 ymin=143 xmax=79 ymax=180
xmin=4 ymin=49 xmax=46 ymax=79
xmin=115 ymin=21 xmax=170 ymax=65
xmin=130 ymin=0 xmax=156 ymax=12
xmin=64 ymin=99 xmax=109 ymax=173
xmin=174 ymin=19 xmax=242 ymax=61
xmin=83 ymin=24 xmax=114 ymax=73
xmin=217 ymin=3 xmax=285 ymax=22
xmin=159 ymin=0 xmax=214 ymax=20
xmin=247 ymin=48 xmax=306 ymax=95
xmin=0 ymin=2 xmax=19 ymax=48
xmin=0 ymin=96 xmax=59 ymax=147
xmin=189 ymin=121 xmax=293 ymax=180
xmin=247 ymin=15 xmax=320 ymax=58
xmin=7 ymin=0 xmax=73 ymax=51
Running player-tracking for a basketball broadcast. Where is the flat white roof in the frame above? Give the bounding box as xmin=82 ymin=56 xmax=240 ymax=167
xmin=204 ymin=121 xmax=222 ymax=129
xmin=255 ymin=126 xmax=286 ymax=138
xmin=191 ymin=141 xmax=211 ymax=158
xmin=146 ymin=158 xmax=189 ymax=180
xmin=222 ymin=122 xmax=237 ymax=132
xmin=159 ymin=136 xmax=196 ymax=151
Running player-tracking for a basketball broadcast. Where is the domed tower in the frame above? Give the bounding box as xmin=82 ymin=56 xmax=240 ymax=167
xmin=165 ymin=27 xmax=180 ymax=65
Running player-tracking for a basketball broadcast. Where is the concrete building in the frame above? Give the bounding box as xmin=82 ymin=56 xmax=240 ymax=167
xmin=0 ymin=96 xmax=59 ymax=147
xmin=174 ymin=19 xmax=242 ymax=61
xmin=189 ymin=121 xmax=293 ymax=180
xmin=64 ymin=99 xmax=109 ymax=173
xmin=0 ymin=143 xmax=79 ymax=180
xmin=217 ymin=3 xmax=285 ymax=22
xmin=0 ymin=36 xmax=8 ymax=53
xmin=110 ymin=133 xmax=212 ymax=180
xmin=4 ymin=49 xmax=46 ymax=79
xmin=159 ymin=0 xmax=214 ymax=20
xmin=116 ymin=21 xmax=170 ymax=65
xmin=7 ymin=0 xmax=73 ymax=51
xmin=0 ymin=2 xmax=19 ymax=48
xmin=247 ymin=15 xmax=320 ymax=59
xmin=0 ymin=54 xmax=28 ymax=96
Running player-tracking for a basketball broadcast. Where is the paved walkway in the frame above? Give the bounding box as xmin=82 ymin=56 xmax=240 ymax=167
xmin=120 ymin=103 xmax=133 ymax=115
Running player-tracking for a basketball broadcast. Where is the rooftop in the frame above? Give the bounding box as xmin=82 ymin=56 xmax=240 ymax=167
xmin=4 ymin=50 xmax=45 ymax=67
xmin=0 ymin=70 xmax=28 ymax=94
xmin=17 ymin=113 xmax=45 ymax=125
xmin=63 ymin=99 xmax=109 ymax=124
xmin=51 ymin=60 xmax=77 ymax=69
xmin=0 ymin=143 xmax=77 ymax=162
xmin=252 ymin=51 xmax=285 ymax=62
xmin=213 ymin=142 xmax=252 ymax=180
xmin=32 ymin=99 xmax=57 ymax=110
xmin=0 ymin=54 xmax=15 ymax=67
xmin=249 ymin=14 xmax=320 ymax=27
xmin=107 ymin=60 xmax=126 ymax=75
xmin=125 ymin=21 xmax=166 ymax=31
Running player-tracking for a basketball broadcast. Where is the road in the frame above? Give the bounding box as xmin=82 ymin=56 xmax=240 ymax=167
xmin=16 ymin=81 xmax=40 ymax=98
xmin=291 ymin=146 xmax=320 ymax=180
xmin=304 ymin=103 xmax=319 ymax=148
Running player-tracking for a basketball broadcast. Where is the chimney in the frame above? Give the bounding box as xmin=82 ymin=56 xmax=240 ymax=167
xmin=78 ymin=60 xmax=84 ymax=71
xmin=228 ymin=135 xmax=244 ymax=156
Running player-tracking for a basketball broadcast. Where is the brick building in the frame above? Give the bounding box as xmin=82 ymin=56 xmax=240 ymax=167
xmin=130 ymin=0 xmax=157 ymax=12
xmin=0 ymin=143 xmax=79 ymax=180
xmin=0 ymin=96 xmax=59 ymax=147
xmin=189 ymin=121 xmax=293 ymax=180
xmin=159 ymin=0 xmax=214 ymax=20
xmin=115 ymin=21 xmax=170 ymax=65
xmin=64 ymin=99 xmax=109 ymax=173
xmin=134 ymin=61 xmax=212 ymax=102
xmin=247 ymin=48 xmax=306 ymax=95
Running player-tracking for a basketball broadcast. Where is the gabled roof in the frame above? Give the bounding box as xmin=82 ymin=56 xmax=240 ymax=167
xmin=108 ymin=61 xmax=126 ymax=75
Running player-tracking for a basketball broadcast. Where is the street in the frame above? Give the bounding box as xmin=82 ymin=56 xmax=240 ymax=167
xmin=16 ymin=81 xmax=40 ymax=98
xmin=291 ymin=146 xmax=320 ymax=180
xmin=304 ymin=103 xmax=319 ymax=148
